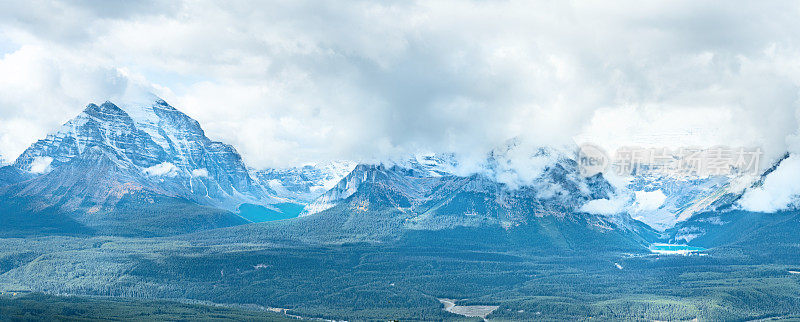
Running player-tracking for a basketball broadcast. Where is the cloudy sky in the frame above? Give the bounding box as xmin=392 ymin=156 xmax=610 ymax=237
xmin=1 ymin=0 xmax=800 ymax=172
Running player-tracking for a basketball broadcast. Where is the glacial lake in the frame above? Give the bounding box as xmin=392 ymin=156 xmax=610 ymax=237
xmin=649 ymin=243 xmax=707 ymax=255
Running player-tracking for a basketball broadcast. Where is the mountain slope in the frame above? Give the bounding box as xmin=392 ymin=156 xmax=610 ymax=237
xmin=0 ymin=165 xmax=34 ymax=188
xmin=666 ymin=209 xmax=798 ymax=247
xmin=0 ymin=145 xmax=248 ymax=237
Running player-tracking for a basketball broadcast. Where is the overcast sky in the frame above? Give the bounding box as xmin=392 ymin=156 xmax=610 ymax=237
xmin=1 ymin=0 xmax=800 ymax=171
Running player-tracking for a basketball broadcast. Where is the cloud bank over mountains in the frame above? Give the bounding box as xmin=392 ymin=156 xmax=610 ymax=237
xmin=1 ymin=1 xmax=799 ymax=192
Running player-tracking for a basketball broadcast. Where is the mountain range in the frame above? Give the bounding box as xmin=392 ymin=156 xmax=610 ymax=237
xmin=0 ymin=96 xmax=797 ymax=253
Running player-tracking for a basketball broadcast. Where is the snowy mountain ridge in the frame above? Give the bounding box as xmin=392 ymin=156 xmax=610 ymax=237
xmin=301 ymin=144 xmax=616 ymax=222
xmin=251 ymin=160 xmax=358 ymax=205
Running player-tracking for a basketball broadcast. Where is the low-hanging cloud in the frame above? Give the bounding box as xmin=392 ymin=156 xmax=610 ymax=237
xmin=1 ymin=1 xmax=799 ymax=191
xmin=738 ymin=154 xmax=800 ymax=212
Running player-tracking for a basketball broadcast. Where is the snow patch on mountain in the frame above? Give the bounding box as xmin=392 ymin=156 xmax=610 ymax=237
xmin=191 ymin=168 xmax=209 ymax=178
xmin=389 ymin=153 xmax=457 ymax=177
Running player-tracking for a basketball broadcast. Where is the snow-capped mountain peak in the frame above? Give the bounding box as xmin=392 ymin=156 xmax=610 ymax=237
xmin=118 ymin=98 xmax=207 ymax=167
xmin=11 ymin=96 xmax=276 ymax=211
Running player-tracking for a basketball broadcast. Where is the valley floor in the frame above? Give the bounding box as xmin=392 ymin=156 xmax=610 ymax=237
xmin=1 ymin=235 xmax=799 ymax=321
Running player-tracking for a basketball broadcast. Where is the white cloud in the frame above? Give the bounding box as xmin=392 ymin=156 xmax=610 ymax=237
xmin=632 ymin=190 xmax=668 ymax=212
xmin=143 ymin=162 xmax=179 ymax=177
xmin=0 ymin=45 xmax=151 ymax=162
xmin=738 ymin=154 xmax=800 ymax=212
xmin=580 ymin=195 xmax=632 ymax=216
xmin=191 ymin=168 xmax=209 ymax=178
xmin=28 ymin=156 xmax=52 ymax=174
